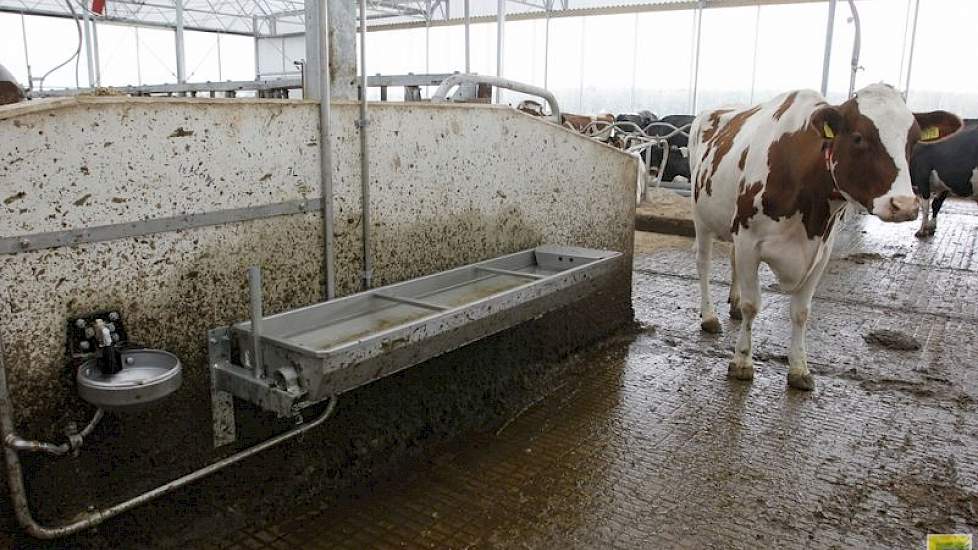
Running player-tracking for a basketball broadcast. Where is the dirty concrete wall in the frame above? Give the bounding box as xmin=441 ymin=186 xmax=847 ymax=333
xmin=0 ymin=96 xmax=636 ymax=541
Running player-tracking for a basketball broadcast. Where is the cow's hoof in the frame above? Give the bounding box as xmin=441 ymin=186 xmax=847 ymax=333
xmin=701 ymin=317 xmax=722 ymax=334
xmin=915 ymin=228 xmax=933 ymax=239
xmin=727 ymin=361 xmax=754 ymax=381
xmin=787 ymin=371 xmax=816 ymax=391
xmin=729 ymin=306 xmax=743 ymax=321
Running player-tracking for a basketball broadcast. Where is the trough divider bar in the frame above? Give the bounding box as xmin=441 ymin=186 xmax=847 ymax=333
xmin=373 ymin=294 xmax=449 ymax=311
xmin=474 ymin=266 xmax=547 ymax=280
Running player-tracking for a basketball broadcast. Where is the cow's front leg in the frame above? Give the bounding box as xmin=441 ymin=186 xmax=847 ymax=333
xmin=915 ymin=195 xmax=932 ymax=238
xmin=786 ymin=251 xmax=830 ymax=391
xmin=728 ymin=245 xmax=760 ymax=381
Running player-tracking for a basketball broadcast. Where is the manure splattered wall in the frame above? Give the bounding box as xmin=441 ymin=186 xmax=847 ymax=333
xmin=0 ymin=96 xmax=636 ymax=543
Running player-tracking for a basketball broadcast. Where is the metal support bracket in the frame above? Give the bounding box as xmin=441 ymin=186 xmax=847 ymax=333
xmin=355 ymin=118 xmax=370 ymax=129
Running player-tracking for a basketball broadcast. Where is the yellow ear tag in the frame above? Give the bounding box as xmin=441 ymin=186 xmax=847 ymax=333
xmin=823 ymin=122 xmax=835 ymax=140
xmin=921 ymin=126 xmax=940 ymax=141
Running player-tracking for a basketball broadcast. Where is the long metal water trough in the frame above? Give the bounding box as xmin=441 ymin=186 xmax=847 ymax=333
xmin=209 ymin=245 xmax=621 ymax=445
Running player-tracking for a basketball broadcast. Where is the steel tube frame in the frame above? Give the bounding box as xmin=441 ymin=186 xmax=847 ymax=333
xmin=431 ymin=74 xmax=561 ymax=123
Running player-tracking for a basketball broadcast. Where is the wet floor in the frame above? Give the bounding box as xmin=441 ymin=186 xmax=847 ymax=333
xmin=200 ymin=203 xmax=978 ymax=549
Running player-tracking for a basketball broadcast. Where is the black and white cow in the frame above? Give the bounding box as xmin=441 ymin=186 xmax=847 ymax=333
xmin=911 ymin=124 xmax=978 ymax=237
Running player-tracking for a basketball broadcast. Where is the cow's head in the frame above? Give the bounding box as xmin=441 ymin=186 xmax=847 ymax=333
xmin=811 ymin=83 xmax=961 ymax=222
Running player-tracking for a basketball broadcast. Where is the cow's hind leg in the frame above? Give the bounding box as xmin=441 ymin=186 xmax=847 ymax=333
xmin=728 ymin=244 xmax=760 ymax=381
xmin=728 ymin=247 xmax=742 ymax=320
xmin=786 ymin=251 xmax=830 ymax=391
xmin=695 ymin=228 xmax=721 ymax=334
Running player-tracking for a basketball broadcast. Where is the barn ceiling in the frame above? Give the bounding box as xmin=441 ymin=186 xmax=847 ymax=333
xmin=0 ymin=0 xmax=824 ymax=35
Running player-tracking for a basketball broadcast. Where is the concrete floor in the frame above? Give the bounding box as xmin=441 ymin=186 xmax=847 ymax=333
xmin=200 ymin=203 xmax=978 ymax=549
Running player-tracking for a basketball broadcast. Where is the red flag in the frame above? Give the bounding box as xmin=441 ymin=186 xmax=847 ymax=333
xmin=91 ymin=0 xmax=105 ymax=15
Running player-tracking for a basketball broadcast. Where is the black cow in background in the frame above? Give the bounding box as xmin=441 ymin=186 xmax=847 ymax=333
xmin=615 ymin=111 xmax=657 ymax=131
xmin=911 ymin=123 xmax=978 ymax=237
xmin=639 ymin=114 xmax=696 ymax=183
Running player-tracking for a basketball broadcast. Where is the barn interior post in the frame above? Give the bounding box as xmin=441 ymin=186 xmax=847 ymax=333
xmin=820 ymin=0 xmax=836 ymax=97
xmin=495 ymin=0 xmax=506 ymax=103
xmin=175 ymin=0 xmax=187 ymax=85
xmin=464 ymin=0 xmax=470 ymax=73
xmin=903 ymin=0 xmax=920 ymax=99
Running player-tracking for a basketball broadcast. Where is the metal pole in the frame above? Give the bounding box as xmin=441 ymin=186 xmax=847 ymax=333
xmin=748 ymin=4 xmax=760 ymax=104
xmin=20 ymin=13 xmax=32 ymax=91
xmin=543 ymin=0 xmax=552 ymax=90
xmin=846 ymin=0 xmax=861 ymax=98
xmin=175 ymin=0 xmax=186 ymax=84
xmin=463 ymin=0 xmax=470 ymax=73
xmin=216 ymin=34 xmax=222 ymax=81
xmin=91 ymin=19 xmax=101 ymax=86
xmin=253 ymin=16 xmax=260 ymax=80
xmin=820 ymin=0 xmax=836 ymax=97
xmin=495 ymin=0 xmax=505 ymax=103
xmin=689 ymin=3 xmax=703 ymax=113
xmin=135 ymin=27 xmax=142 ymax=86
xmin=82 ymin=10 xmax=95 ymax=87
xmin=358 ymin=0 xmax=372 ymax=290
xmin=247 ymin=266 xmax=264 ymax=379
xmin=897 ymin=0 xmax=912 ymax=87
xmin=304 ymin=0 xmax=335 ymax=299
xmin=629 ymin=12 xmax=638 ymax=110
xmin=903 ymin=0 xmax=920 ymax=99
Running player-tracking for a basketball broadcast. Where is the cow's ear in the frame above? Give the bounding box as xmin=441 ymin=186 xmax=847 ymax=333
xmin=811 ymin=106 xmax=843 ymax=141
xmin=914 ymin=110 xmax=962 ymax=142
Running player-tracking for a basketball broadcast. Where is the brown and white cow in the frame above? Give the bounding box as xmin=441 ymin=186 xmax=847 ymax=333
xmin=690 ymin=84 xmax=961 ymax=391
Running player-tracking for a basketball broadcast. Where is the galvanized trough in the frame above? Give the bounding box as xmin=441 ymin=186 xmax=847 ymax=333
xmin=209 ymin=245 xmax=621 ymax=444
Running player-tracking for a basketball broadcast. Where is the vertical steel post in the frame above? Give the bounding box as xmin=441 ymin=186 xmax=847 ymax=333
xmin=464 ymin=0 xmax=470 ymax=73
xmin=253 ymin=16 xmax=260 ymax=80
xmin=495 ymin=0 xmax=505 ymax=103
xmin=846 ymin=0 xmax=861 ymax=98
xmin=543 ymin=0 xmax=550 ymax=90
xmin=175 ymin=0 xmax=187 ymax=84
xmin=820 ymin=0 xmax=836 ymax=97
xmin=135 ymin=27 xmax=143 ymax=86
xmin=91 ymin=19 xmax=101 ymax=86
xmin=216 ymin=34 xmax=222 ymax=82
xmin=20 ymin=13 xmax=31 ymax=90
xmin=305 ymin=0 xmax=336 ymax=299
xmin=748 ymin=4 xmax=760 ymax=104
xmin=688 ymin=2 xmax=703 ymax=113
xmin=82 ymin=12 xmax=95 ymax=87
xmin=903 ymin=0 xmax=920 ymax=99
xmin=629 ymin=13 xmax=638 ymax=110
xmin=247 ymin=266 xmax=264 ymax=380
xmin=358 ymin=0 xmax=372 ymax=290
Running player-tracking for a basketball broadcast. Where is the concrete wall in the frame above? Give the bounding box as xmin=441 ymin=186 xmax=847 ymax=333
xmin=0 ymin=96 xmax=636 ymax=543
